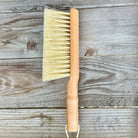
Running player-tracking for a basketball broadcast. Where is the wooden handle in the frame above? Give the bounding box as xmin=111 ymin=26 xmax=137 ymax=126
xmin=67 ymin=8 xmax=79 ymax=132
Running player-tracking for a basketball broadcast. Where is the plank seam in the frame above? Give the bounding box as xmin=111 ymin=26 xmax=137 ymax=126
xmin=0 ymin=3 xmax=138 ymax=13
xmin=0 ymin=106 xmax=137 ymax=110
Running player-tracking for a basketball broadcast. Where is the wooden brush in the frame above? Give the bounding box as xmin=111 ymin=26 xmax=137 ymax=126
xmin=43 ymin=8 xmax=79 ymax=134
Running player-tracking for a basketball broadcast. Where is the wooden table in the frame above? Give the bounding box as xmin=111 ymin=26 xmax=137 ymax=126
xmin=0 ymin=0 xmax=138 ymax=137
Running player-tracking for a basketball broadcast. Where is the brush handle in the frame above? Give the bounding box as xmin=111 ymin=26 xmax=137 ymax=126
xmin=67 ymin=77 xmax=79 ymax=132
xmin=67 ymin=8 xmax=79 ymax=132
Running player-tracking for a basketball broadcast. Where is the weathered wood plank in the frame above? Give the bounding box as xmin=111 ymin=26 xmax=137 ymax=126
xmin=79 ymin=6 xmax=138 ymax=57
xmin=0 ymin=0 xmax=138 ymax=12
xmin=0 ymin=55 xmax=137 ymax=108
xmin=0 ymin=12 xmax=43 ymax=59
xmin=0 ymin=109 xmax=137 ymax=137
xmin=0 ymin=6 xmax=138 ymax=59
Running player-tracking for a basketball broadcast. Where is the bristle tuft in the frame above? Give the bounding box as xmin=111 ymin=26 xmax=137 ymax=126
xmin=43 ymin=9 xmax=70 ymax=81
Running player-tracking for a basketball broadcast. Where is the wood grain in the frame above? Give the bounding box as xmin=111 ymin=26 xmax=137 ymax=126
xmin=79 ymin=6 xmax=138 ymax=56
xmin=0 ymin=0 xmax=138 ymax=12
xmin=0 ymin=12 xmax=43 ymax=59
xmin=0 ymin=6 xmax=138 ymax=59
xmin=0 ymin=1 xmax=138 ymax=137
xmin=0 ymin=55 xmax=137 ymax=108
xmin=0 ymin=108 xmax=137 ymax=137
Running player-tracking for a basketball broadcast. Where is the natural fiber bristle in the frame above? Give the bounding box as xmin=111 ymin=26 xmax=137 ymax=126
xmin=43 ymin=9 xmax=70 ymax=81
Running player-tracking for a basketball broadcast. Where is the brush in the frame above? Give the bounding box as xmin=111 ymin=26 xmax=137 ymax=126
xmin=43 ymin=8 xmax=79 ymax=136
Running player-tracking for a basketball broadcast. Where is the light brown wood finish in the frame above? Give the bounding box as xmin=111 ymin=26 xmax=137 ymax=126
xmin=0 ymin=6 xmax=138 ymax=59
xmin=0 ymin=109 xmax=137 ymax=138
xmin=0 ymin=55 xmax=137 ymax=108
xmin=67 ymin=9 xmax=79 ymax=132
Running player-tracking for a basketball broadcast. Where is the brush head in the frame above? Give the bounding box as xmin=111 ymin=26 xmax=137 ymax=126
xmin=43 ymin=9 xmax=70 ymax=81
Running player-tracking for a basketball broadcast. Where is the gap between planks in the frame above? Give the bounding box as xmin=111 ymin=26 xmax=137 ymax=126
xmin=0 ymin=0 xmax=138 ymax=13
xmin=0 ymin=106 xmax=137 ymax=110
xmin=0 ymin=54 xmax=138 ymax=61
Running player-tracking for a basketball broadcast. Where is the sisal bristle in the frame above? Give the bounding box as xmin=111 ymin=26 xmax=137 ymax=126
xmin=43 ymin=9 xmax=70 ymax=81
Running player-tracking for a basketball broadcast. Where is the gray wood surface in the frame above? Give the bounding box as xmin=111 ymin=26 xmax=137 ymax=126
xmin=0 ymin=55 xmax=137 ymax=108
xmin=0 ymin=6 xmax=138 ymax=59
xmin=0 ymin=0 xmax=138 ymax=137
xmin=0 ymin=108 xmax=137 ymax=138
xmin=0 ymin=0 xmax=137 ymax=12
